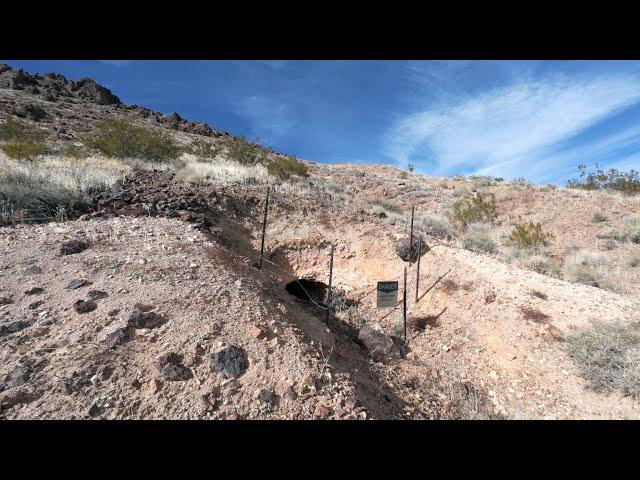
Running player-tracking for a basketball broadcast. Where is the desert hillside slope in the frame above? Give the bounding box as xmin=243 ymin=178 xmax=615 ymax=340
xmin=1 ymin=64 xmax=639 ymax=419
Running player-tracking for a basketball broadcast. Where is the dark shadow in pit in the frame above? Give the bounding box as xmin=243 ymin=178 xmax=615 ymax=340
xmin=409 ymin=307 xmax=448 ymax=333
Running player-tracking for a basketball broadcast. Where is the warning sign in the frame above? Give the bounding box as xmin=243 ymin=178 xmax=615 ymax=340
xmin=377 ymin=281 xmax=398 ymax=308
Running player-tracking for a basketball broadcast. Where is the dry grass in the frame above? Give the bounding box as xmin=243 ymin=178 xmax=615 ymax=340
xmin=0 ymin=152 xmax=127 ymax=218
xmin=175 ymin=156 xmax=269 ymax=185
xmin=567 ymin=320 xmax=640 ymax=398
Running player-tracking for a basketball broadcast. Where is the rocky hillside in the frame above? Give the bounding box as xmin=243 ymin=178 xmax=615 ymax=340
xmin=0 ymin=64 xmax=230 ymax=140
xmin=1 ymin=64 xmax=640 ymax=420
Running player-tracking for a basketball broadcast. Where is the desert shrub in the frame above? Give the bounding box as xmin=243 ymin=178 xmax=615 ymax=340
xmin=87 ymin=117 xmax=181 ymax=162
xmin=564 ymin=251 xmax=607 ymax=288
xmin=1 ymin=139 xmax=48 ymax=160
xmin=567 ymin=163 xmax=640 ymax=195
xmin=187 ymin=138 xmax=221 ymax=159
xmin=418 ymin=214 xmax=457 ymax=240
xmin=461 ymin=223 xmax=497 ymax=253
xmin=511 ymin=250 xmax=562 ymax=278
xmin=451 ymin=192 xmax=498 ymax=230
xmin=567 ymin=320 xmax=640 ymax=397
xmin=600 ymin=215 xmax=640 ymax=244
xmin=630 ymin=255 xmax=640 ymax=268
xmin=225 ymin=136 xmax=271 ymax=166
xmin=0 ymin=117 xmax=48 ymax=160
xmin=59 ymin=143 xmax=90 ymax=159
xmin=507 ymin=220 xmax=554 ymax=249
xmin=267 ymin=155 xmax=309 ymax=180
xmin=368 ymin=197 xmax=402 ymax=215
xmin=592 ymin=212 xmax=608 ymax=223
xmin=407 ymin=163 xmax=414 ymax=173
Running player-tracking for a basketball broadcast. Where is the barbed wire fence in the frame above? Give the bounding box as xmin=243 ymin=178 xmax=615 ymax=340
xmin=249 ymin=185 xmax=448 ymax=345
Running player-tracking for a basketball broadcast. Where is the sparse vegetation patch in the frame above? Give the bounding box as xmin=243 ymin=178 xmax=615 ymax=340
xmin=567 ymin=164 xmax=640 ymax=195
xmin=451 ymin=192 xmax=498 ymax=231
xmin=567 ymin=321 xmax=640 ymax=397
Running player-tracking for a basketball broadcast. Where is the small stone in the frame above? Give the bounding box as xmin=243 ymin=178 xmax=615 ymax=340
xmin=127 ymin=310 xmax=165 ymax=329
xmin=489 ymin=370 xmax=499 ymax=381
xmin=344 ymin=397 xmax=357 ymax=410
xmin=24 ymin=265 xmax=42 ymax=275
xmin=314 ymin=404 xmax=330 ymax=419
xmin=250 ymin=325 xmax=267 ymax=339
xmin=31 ymin=327 xmax=49 ymax=338
xmin=87 ymin=290 xmax=108 ymax=300
xmin=0 ymin=320 xmax=31 ymax=337
xmin=29 ymin=300 xmax=44 ymax=310
xmin=0 ymin=296 xmax=13 ymax=305
xmin=24 ymin=287 xmax=44 ymax=296
xmin=73 ymin=299 xmax=97 ymax=314
xmin=59 ymin=240 xmax=89 ymax=256
xmin=107 ymin=308 xmax=120 ymax=317
xmin=105 ymin=327 xmax=134 ymax=348
xmin=148 ymin=378 xmax=162 ymax=394
xmin=67 ymin=278 xmax=91 ymax=290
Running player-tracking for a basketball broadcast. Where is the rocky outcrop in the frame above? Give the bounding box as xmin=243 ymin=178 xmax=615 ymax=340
xmin=0 ymin=64 xmax=230 ymax=138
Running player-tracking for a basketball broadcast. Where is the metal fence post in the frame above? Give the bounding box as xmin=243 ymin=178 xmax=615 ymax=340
xmin=415 ymin=237 xmax=422 ymax=303
xmin=325 ymin=243 xmax=334 ymax=322
xmin=403 ymin=266 xmax=407 ymax=342
xmin=258 ymin=186 xmax=270 ymax=270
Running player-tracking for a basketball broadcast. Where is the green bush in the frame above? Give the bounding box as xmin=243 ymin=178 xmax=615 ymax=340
xmin=187 ymin=139 xmax=221 ymax=159
xmin=592 ymin=212 xmax=607 ymax=223
xmin=86 ymin=117 xmax=181 ymax=162
xmin=599 ymin=215 xmax=640 ymax=244
xmin=59 ymin=143 xmax=90 ymax=159
xmin=451 ymin=192 xmax=498 ymax=230
xmin=507 ymin=220 xmax=554 ymax=249
xmin=1 ymin=139 xmax=48 ymax=160
xmin=567 ymin=163 xmax=640 ymax=195
xmin=267 ymin=155 xmax=308 ymax=180
xmin=226 ymin=136 xmax=271 ymax=166
xmin=368 ymin=197 xmax=402 ymax=215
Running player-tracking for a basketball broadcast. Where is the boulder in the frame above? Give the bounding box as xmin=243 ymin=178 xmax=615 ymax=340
xmin=394 ymin=236 xmax=428 ymax=263
xmin=358 ymin=322 xmax=402 ymax=362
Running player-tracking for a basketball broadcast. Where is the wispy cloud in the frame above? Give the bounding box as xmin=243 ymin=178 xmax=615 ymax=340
xmin=385 ymin=74 xmax=640 ymax=182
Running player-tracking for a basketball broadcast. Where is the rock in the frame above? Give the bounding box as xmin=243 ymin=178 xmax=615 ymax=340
xmin=485 ymin=290 xmax=497 ymax=304
xmin=0 ymin=389 xmax=39 ymax=408
xmin=210 ymin=346 xmax=249 ymax=379
xmin=250 ymin=325 xmax=267 ymax=339
xmin=258 ymin=389 xmax=278 ymax=409
xmin=31 ymin=327 xmax=49 ymax=338
xmin=28 ymin=300 xmax=44 ymax=310
xmin=127 ymin=310 xmax=165 ymax=329
xmin=0 ymin=296 xmax=13 ymax=305
xmin=160 ymin=364 xmax=192 ymax=381
xmin=394 ymin=236 xmax=428 ymax=263
xmin=358 ymin=322 xmax=402 ymax=362
xmin=67 ymin=278 xmax=91 ymax=290
xmin=87 ymin=290 xmax=108 ymax=300
xmin=344 ymin=397 xmax=357 ymax=411
xmin=59 ymin=240 xmax=89 ymax=256
xmin=0 ymin=320 xmax=31 ymax=336
xmin=133 ymin=303 xmax=154 ymax=312
xmin=155 ymin=353 xmax=192 ymax=381
xmin=107 ymin=308 xmax=120 ymax=317
xmin=314 ymin=404 xmax=330 ymax=419
xmin=147 ymin=378 xmax=162 ymax=394
xmin=23 ymin=265 xmax=41 ymax=275
xmin=488 ymin=370 xmax=499 ymax=381
xmin=24 ymin=287 xmax=44 ymax=295
xmin=73 ymin=299 xmax=97 ymax=314
xmin=105 ymin=327 xmax=134 ymax=348
xmin=5 ymin=367 xmax=31 ymax=387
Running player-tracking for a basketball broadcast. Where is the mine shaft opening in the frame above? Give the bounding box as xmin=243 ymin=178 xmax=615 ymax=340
xmin=285 ymin=279 xmax=328 ymax=305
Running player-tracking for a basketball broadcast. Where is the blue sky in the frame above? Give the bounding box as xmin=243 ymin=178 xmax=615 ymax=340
xmin=4 ymin=60 xmax=640 ymax=184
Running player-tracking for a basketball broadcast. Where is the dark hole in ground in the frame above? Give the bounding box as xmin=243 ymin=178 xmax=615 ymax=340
xmin=285 ymin=279 xmax=328 ymax=305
